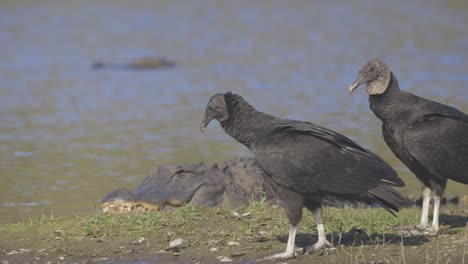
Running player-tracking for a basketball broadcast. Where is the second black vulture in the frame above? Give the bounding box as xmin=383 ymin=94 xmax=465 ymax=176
xmin=201 ymin=92 xmax=405 ymax=261
xmin=348 ymin=59 xmax=468 ymax=232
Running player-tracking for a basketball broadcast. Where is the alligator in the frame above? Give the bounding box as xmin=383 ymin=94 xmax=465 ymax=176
xmin=101 ymin=157 xmax=462 ymax=213
xmin=101 ymin=157 xmax=280 ymax=213
xmin=92 ymin=56 xmax=175 ymax=70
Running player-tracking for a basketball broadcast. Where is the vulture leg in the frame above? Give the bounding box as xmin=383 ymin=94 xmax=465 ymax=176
xmin=418 ymin=186 xmax=431 ymax=229
xmin=257 ymin=225 xmax=297 ymax=262
xmin=304 ymin=207 xmax=335 ymax=254
xmin=256 ymin=187 xmax=303 ymax=262
xmin=312 ymin=207 xmax=334 ymax=250
xmin=431 ymin=194 xmax=441 ymax=232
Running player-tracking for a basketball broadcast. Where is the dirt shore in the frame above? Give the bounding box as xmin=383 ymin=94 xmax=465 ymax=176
xmin=1 ymin=206 xmax=467 ymax=264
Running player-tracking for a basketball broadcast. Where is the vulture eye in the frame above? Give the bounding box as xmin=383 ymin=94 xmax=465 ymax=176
xmin=369 ymin=66 xmax=375 ymax=72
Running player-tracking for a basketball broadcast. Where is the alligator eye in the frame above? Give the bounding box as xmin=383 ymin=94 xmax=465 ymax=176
xmin=174 ymin=169 xmax=185 ymax=175
xmin=170 ymin=169 xmax=186 ymax=180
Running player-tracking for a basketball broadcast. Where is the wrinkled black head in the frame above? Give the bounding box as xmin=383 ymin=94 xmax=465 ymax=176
xmin=349 ymin=59 xmax=391 ymax=95
xmin=201 ymin=93 xmax=229 ymax=132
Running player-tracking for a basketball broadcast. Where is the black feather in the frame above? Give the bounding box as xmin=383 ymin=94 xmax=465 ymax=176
xmin=351 ymin=59 xmax=468 ymax=230
xmin=203 ymin=92 xmax=405 ymax=228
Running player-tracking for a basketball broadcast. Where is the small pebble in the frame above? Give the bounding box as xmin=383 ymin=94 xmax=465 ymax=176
xmin=131 ymin=237 xmax=145 ymax=245
xmin=227 ymin=242 xmax=240 ymax=246
xmin=7 ymin=249 xmax=30 ymax=255
xmin=168 ymin=238 xmax=183 ymax=248
xmin=217 ymin=256 xmax=232 ymax=262
xmin=209 ymin=247 xmax=218 ymax=252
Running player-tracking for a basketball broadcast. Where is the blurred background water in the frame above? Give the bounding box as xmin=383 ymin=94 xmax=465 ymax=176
xmin=0 ymin=0 xmax=467 ymax=224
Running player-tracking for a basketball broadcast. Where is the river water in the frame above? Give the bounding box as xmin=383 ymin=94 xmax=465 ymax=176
xmin=0 ymin=0 xmax=467 ymax=224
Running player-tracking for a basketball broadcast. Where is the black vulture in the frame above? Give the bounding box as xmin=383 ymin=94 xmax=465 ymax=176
xmin=201 ymin=92 xmax=405 ymax=261
xmin=349 ymin=59 xmax=468 ymax=232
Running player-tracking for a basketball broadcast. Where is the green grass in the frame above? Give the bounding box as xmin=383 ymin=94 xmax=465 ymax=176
xmin=2 ymin=203 xmax=457 ymax=241
xmin=1 ymin=203 xmax=466 ymax=264
xmin=3 ymin=191 xmax=467 ymax=243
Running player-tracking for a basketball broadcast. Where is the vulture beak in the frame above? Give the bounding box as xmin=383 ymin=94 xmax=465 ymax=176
xmin=348 ymin=75 xmax=367 ymax=94
xmin=200 ymin=121 xmax=207 ymax=133
xmin=200 ymin=112 xmax=214 ymax=133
